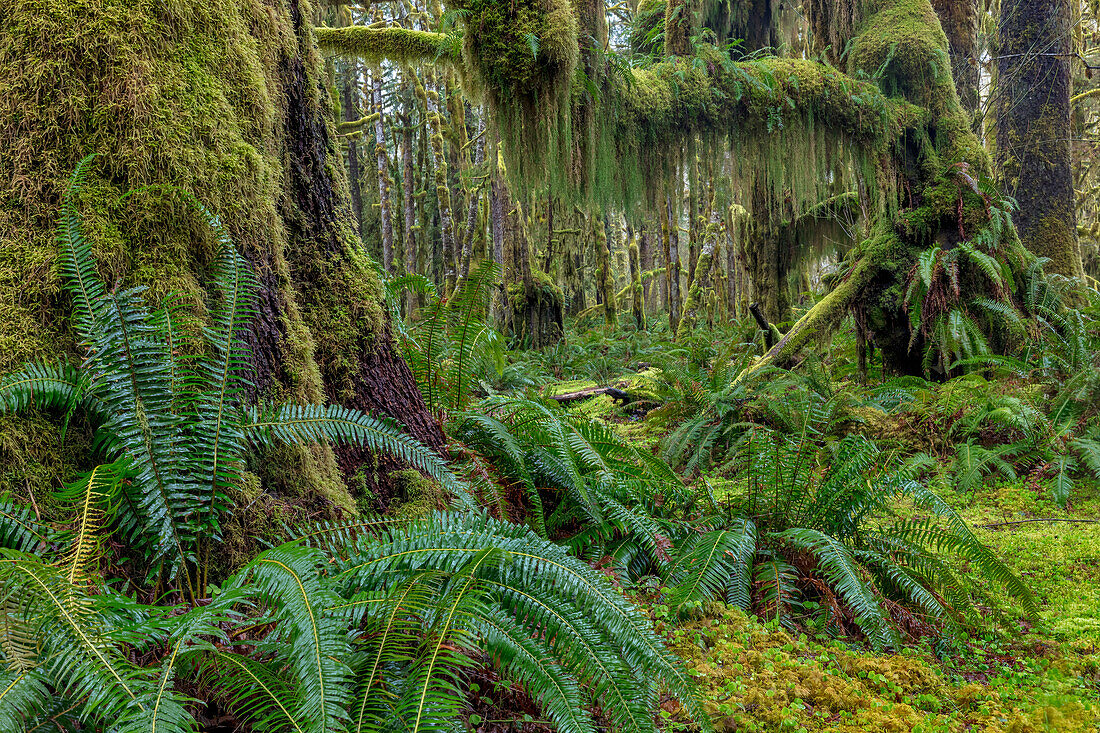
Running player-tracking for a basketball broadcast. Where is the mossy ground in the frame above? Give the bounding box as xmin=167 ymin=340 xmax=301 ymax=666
xmin=654 ymin=469 xmax=1100 ymax=733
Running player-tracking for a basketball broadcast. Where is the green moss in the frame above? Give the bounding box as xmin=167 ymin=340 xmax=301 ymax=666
xmin=0 ymin=0 xmax=365 ymax=510
xmin=387 ymin=468 xmax=446 ymax=519
xmin=315 ymin=26 xmax=451 ymax=65
xmin=664 ymin=605 xmax=1100 ymax=732
xmin=461 ymin=0 xmax=578 ymax=97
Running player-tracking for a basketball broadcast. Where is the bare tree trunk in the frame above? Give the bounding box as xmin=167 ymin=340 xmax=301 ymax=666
xmin=995 ymin=0 xmax=1084 ymax=277
xmin=340 ymin=61 xmax=364 ymax=237
xmin=370 ymin=67 xmax=394 ymax=272
xmin=401 ymin=78 xmax=418 ymax=315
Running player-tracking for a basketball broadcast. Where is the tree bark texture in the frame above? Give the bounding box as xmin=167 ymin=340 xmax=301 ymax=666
xmin=0 ymin=0 xmax=444 ymax=509
xmin=931 ymin=0 xmax=980 ymax=116
xmin=370 ymin=67 xmax=395 ymax=272
xmin=995 ymin=0 xmax=1084 ymax=278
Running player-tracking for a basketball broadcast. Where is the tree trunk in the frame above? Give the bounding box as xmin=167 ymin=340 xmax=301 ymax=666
xmin=457 ymin=116 xmax=486 ymax=289
xmin=370 ymin=67 xmax=395 ymax=273
xmin=627 ymin=229 xmax=647 ymax=330
xmin=419 ymin=76 xmax=458 ymax=293
xmin=0 ymin=0 xmax=444 ymax=509
xmin=995 ymin=0 xmax=1084 ymax=278
xmin=667 ymin=197 xmax=683 ymax=334
xmin=401 ymin=78 xmax=418 ymax=315
xmin=340 ymin=61 xmax=365 ymax=237
xmin=677 ymin=207 xmax=720 ymax=340
xmin=489 ymin=141 xmax=508 ymax=327
xmin=595 ymin=211 xmax=617 ymax=328
xmin=931 ymin=0 xmax=980 ymax=117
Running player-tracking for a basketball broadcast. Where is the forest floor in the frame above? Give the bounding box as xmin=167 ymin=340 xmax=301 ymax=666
xmin=553 ymin=385 xmax=1100 ymax=733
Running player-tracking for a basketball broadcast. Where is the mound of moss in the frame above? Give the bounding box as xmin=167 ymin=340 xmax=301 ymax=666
xmin=664 ymin=606 xmax=1100 ymax=732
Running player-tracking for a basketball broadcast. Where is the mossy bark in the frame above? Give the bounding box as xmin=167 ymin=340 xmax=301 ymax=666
xmin=930 ymin=0 xmax=980 ymax=117
xmin=628 ymin=238 xmax=647 ymax=330
xmin=742 ymin=0 xmax=999 ymax=378
xmin=677 ymin=209 xmax=720 ymax=340
xmin=0 ymin=0 xmax=443 ymax=510
xmin=369 ymin=67 xmax=395 ymax=272
xmin=595 ymin=212 xmax=617 ymax=328
xmin=995 ymin=0 xmax=1085 ymax=278
xmin=400 ymin=78 xmax=419 ymax=314
xmin=339 ymin=60 xmax=366 ymax=236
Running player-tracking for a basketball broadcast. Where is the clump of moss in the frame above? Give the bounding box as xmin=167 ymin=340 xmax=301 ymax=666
xmin=664 ymin=606 xmax=1100 ymax=732
xmin=388 ymin=468 xmax=447 ymax=519
xmin=463 ymin=0 xmax=578 ymax=96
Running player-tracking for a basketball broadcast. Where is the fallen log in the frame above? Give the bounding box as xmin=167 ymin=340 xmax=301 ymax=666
xmin=548 ymin=386 xmax=633 ymax=404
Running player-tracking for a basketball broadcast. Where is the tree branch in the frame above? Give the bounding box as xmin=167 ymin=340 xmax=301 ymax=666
xmin=315 ymin=26 xmax=453 ymax=65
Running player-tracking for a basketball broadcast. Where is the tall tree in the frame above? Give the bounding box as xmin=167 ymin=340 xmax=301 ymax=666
xmin=996 ymin=0 xmax=1085 ymax=277
xmin=369 ymin=66 xmax=396 ymax=272
xmin=931 ymin=0 xmax=981 ymax=116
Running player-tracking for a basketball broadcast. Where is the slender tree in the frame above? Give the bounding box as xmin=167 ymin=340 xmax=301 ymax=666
xmin=369 ymin=66 xmax=395 ymax=272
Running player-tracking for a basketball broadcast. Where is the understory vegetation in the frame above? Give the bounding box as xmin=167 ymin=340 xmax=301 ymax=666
xmin=5 ymin=0 xmax=1100 ymax=731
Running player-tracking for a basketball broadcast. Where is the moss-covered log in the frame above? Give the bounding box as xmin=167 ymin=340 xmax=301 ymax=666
xmin=0 ymin=0 xmax=443 ymax=512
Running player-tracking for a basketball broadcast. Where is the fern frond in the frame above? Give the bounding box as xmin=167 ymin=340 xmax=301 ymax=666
xmin=777 ymin=528 xmax=898 ymax=650
xmin=244 ymin=544 xmax=352 ymax=733
xmin=665 ymin=520 xmax=756 ymax=613
xmin=241 ymin=404 xmax=472 ymax=508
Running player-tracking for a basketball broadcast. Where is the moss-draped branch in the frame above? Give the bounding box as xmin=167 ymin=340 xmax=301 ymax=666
xmin=315 ymin=26 xmax=453 ymax=65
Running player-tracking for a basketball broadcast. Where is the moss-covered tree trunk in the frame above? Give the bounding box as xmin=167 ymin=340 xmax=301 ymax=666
xmin=628 ymin=234 xmax=647 ymax=330
xmin=340 ymin=61 xmax=366 ymax=237
xmin=665 ymin=195 xmax=683 ymax=334
xmin=677 ymin=208 xmax=720 ymax=340
xmin=931 ymin=0 xmax=980 ymax=116
xmin=401 ymin=80 xmax=419 ymax=315
xmin=995 ymin=0 xmax=1085 ymax=278
xmin=0 ymin=0 xmax=443 ymax=509
xmin=595 ymin=212 xmax=617 ymax=328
